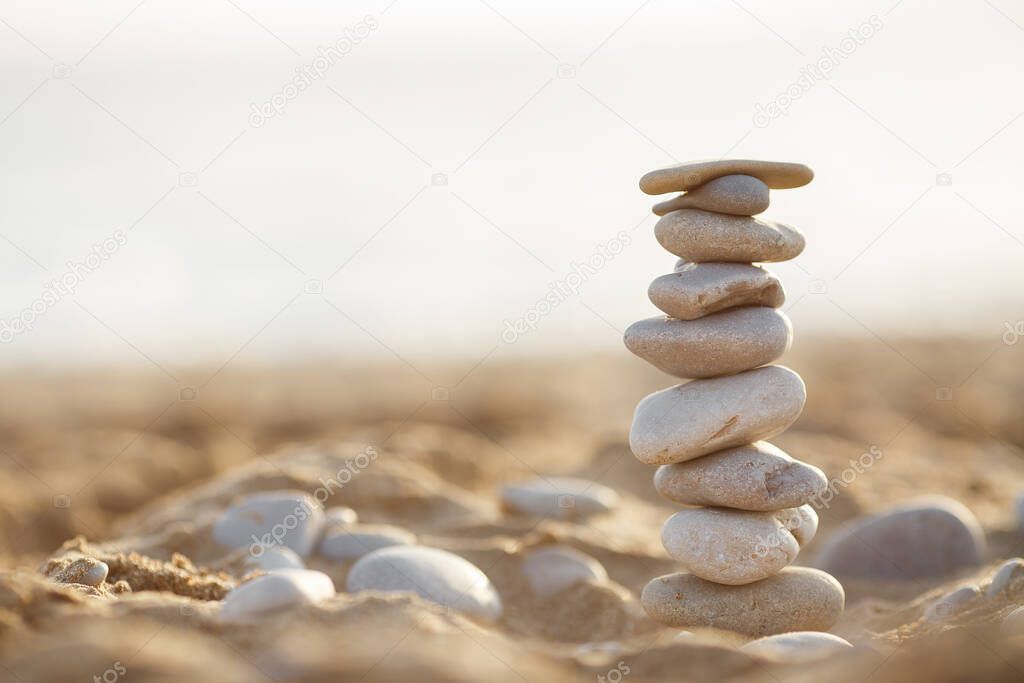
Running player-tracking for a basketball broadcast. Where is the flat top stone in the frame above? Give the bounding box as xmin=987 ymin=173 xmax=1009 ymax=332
xmin=652 ymin=175 xmax=770 ymax=217
xmin=346 ymin=546 xmax=502 ymax=621
xmin=220 ymin=569 xmax=335 ymax=621
xmin=212 ymin=490 xmax=325 ymax=558
xmin=624 ymin=308 xmax=791 ymax=379
xmin=814 ymin=496 xmax=985 ymax=580
xmin=655 ymin=210 xmax=805 ymax=263
xmin=640 ymin=159 xmax=814 ymax=195
xmin=641 ymin=566 xmax=844 ymax=636
xmin=654 ymin=441 xmax=828 ymax=511
xmin=649 ymin=262 xmax=784 ymax=320
xmin=501 ymin=477 xmax=619 ymax=520
xmin=522 ymin=545 xmax=608 ymax=597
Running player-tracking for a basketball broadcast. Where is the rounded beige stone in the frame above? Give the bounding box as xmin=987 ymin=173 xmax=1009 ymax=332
xmin=640 ymin=159 xmax=814 ymax=195
xmin=649 ymin=262 xmax=785 ymax=320
xmin=624 ymin=308 xmax=791 ymax=379
xmin=655 ymin=210 xmax=805 ymax=263
xmin=628 ymin=365 xmax=806 ymax=465
xmin=653 ymin=442 xmax=828 ymax=511
xmin=660 ymin=507 xmax=806 ymax=584
xmin=652 ymin=175 xmax=770 ymax=216
xmin=640 ymin=567 xmax=845 ymax=636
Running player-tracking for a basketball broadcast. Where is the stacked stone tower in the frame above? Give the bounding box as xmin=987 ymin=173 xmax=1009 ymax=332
xmin=626 ymin=160 xmax=845 ymax=637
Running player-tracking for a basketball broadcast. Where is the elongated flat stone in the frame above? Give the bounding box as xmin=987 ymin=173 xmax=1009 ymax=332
xmin=640 ymin=159 xmax=813 ymax=195
xmin=629 ymin=366 xmax=806 ymax=465
xmin=661 ymin=507 xmax=809 ymax=584
xmin=655 ymin=210 xmax=804 ymax=263
xmin=742 ymin=632 xmax=853 ymax=662
xmin=641 ymin=567 xmax=844 ymax=636
xmin=650 ymin=262 xmax=784 ymax=320
xmin=654 ymin=442 xmax=827 ymax=511
xmin=652 ymin=175 xmax=770 ymax=216
xmin=624 ymin=308 xmax=791 ymax=379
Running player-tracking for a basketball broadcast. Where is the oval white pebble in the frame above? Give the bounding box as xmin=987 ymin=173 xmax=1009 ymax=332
xmin=79 ymin=561 xmax=109 ymax=587
xmin=324 ymin=506 xmax=358 ymax=526
xmin=522 ymin=546 xmax=608 ymax=597
xmin=501 ymin=477 xmax=619 ymax=520
xmin=220 ymin=569 xmax=335 ymax=621
xmin=925 ymin=584 xmax=981 ymax=622
xmin=213 ymin=490 xmax=325 ymax=558
xmin=741 ymin=632 xmax=853 ymax=662
xmin=319 ymin=524 xmax=416 ymax=561
xmin=249 ymin=546 xmax=305 ymax=572
xmin=988 ymin=558 xmax=1024 ymax=598
xmin=346 ymin=546 xmax=502 ymax=621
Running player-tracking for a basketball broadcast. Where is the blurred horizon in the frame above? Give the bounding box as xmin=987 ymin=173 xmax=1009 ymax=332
xmin=3 ymin=0 xmax=1023 ymax=368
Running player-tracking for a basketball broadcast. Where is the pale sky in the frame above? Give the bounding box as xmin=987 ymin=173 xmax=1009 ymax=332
xmin=2 ymin=0 xmax=1023 ymax=370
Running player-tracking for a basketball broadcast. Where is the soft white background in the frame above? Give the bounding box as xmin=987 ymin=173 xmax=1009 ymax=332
xmin=2 ymin=0 xmax=1022 ymax=372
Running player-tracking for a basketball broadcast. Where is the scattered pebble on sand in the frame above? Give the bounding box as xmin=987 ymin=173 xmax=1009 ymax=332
xmin=522 ymin=545 xmax=608 ymax=597
xmin=924 ymin=584 xmax=981 ymax=622
xmin=249 ymin=546 xmax=305 ymax=572
xmin=741 ymin=631 xmax=853 ymax=662
xmin=319 ymin=524 xmax=416 ymax=561
xmin=213 ymin=490 xmax=325 ymax=558
xmin=346 ymin=546 xmax=502 ymax=621
xmin=220 ymin=569 xmax=335 ymax=621
xmin=987 ymin=558 xmax=1024 ymax=597
xmin=815 ymin=497 xmax=985 ymax=580
xmin=500 ymin=477 xmax=618 ymax=520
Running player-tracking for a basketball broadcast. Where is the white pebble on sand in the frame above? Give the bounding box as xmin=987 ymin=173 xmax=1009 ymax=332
xmin=249 ymin=546 xmax=305 ymax=572
xmin=987 ymin=558 xmax=1024 ymax=597
xmin=501 ymin=477 xmax=619 ymax=520
xmin=324 ymin=506 xmax=358 ymax=526
xmin=319 ymin=525 xmax=416 ymax=561
xmin=213 ymin=490 xmax=325 ymax=558
xmin=346 ymin=546 xmax=502 ymax=621
xmin=925 ymin=585 xmax=981 ymax=622
xmin=522 ymin=546 xmax=607 ymax=597
xmin=220 ymin=569 xmax=335 ymax=621
xmin=741 ymin=632 xmax=853 ymax=662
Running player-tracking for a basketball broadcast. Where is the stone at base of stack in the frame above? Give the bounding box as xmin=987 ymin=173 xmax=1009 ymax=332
xmin=626 ymin=159 xmax=844 ymax=636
